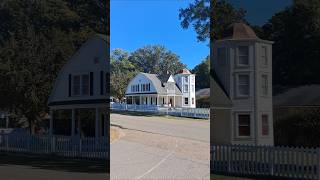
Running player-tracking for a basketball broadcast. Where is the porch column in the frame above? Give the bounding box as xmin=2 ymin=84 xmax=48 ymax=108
xmin=95 ymin=108 xmax=99 ymax=138
xmin=173 ymin=95 xmax=175 ymax=107
xmin=139 ymin=96 xmax=142 ymax=105
xmin=166 ymin=96 xmax=169 ymax=106
xmin=49 ymin=109 xmax=53 ymax=136
xmin=157 ymin=94 xmax=159 ymax=105
xmin=71 ymin=109 xmax=75 ymax=137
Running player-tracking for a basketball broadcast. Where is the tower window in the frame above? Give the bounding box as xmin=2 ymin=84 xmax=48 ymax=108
xmin=238 ymin=46 xmax=249 ymax=65
xmin=184 ymin=98 xmax=188 ymax=105
xmin=184 ymin=84 xmax=189 ymax=93
xmin=261 ymin=46 xmax=268 ymax=66
xmin=237 ymin=74 xmax=250 ymax=96
xmin=262 ymin=114 xmax=269 ymax=136
xmin=238 ymin=114 xmax=250 ymax=137
xmin=261 ymin=75 xmax=268 ymax=96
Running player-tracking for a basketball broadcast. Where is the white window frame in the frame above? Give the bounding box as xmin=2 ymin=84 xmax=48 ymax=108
xmin=235 ymin=73 xmax=250 ymax=98
xmin=261 ymin=46 xmax=268 ymax=67
xmin=184 ymin=97 xmax=189 ymax=105
xmin=261 ymin=114 xmax=269 ymax=136
xmin=235 ymin=112 xmax=252 ymax=138
xmin=261 ymin=74 xmax=268 ymax=96
xmin=184 ymin=76 xmax=188 ymax=83
xmin=237 ymin=46 xmax=249 ymax=66
xmin=184 ymin=84 xmax=189 ymax=93
xmin=72 ymin=73 xmax=90 ymax=96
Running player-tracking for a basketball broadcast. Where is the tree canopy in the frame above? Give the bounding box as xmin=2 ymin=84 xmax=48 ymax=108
xmin=0 ymin=0 xmax=108 ymax=133
xmin=110 ymin=45 xmax=187 ymax=101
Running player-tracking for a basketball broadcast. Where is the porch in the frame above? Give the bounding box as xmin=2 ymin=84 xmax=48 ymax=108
xmin=49 ymin=105 xmax=108 ymax=139
xmin=125 ymin=94 xmax=183 ymax=108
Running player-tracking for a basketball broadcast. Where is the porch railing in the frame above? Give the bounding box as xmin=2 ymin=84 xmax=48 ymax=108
xmin=111 ymin=103 xmax=209 ymax=119
xmin=0 ymin=133 xmax=108 ymax=160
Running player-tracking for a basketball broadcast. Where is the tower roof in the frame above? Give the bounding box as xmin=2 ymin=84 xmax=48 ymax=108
xmin=222 ymin=23 xmax=258 ymax=40
xmin=178 ymin=68 xmax=191 ymax=74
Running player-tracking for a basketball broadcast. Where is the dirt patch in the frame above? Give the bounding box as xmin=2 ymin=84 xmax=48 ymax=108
xmin=110 ymin=128 xmax=120 ymax=143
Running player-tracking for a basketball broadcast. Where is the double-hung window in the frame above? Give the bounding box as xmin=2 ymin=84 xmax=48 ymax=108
xmin=72 ymin=74 xmax=89 ymax=96
xmin=238 ymin=114 xmax=251 ymax=137
xmin=261 ymin=46 xmax=268 ymax=66
xmin=238 ymin=46 xmax=249 ymax=66
xmin=261 ymin=75 xmax=268 ymax=96
xmin=237 ymin=74 xmax=249 ymax=96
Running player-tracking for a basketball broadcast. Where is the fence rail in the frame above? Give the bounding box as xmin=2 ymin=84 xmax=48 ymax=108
xmin=0 ymin=133 xmax=108 ymax=160
xmin=212 ymin=144 xmax=320 ymax=179
xmin=111 ymin=103 xmax=210 ymax=119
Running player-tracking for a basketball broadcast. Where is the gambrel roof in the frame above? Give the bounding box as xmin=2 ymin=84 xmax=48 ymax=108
xmin=126 ymin=72 xmax=182 ymax=95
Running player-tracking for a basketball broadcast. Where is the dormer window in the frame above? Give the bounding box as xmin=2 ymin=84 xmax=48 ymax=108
xmin=238 ymin=46 xmax=249 ymax=66
xmin=72 ymin=74 xmax=89 ymax=96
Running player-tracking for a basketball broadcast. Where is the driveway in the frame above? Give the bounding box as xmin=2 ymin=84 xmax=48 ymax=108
xmin=111 ymin=112 xmax=210 ymax=180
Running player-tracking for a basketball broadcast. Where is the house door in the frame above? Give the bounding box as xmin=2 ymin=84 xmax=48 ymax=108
xmin=170 ymin=98 xmax=173 ymax=106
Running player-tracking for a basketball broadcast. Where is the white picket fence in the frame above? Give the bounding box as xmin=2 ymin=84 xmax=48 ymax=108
xmin=111 ymin=103 xmax=210 ymax=119
xmin=0 ymin=133 xmax=108 ymax=160
xmin=212 ymin=144 xmax=320 ymax=179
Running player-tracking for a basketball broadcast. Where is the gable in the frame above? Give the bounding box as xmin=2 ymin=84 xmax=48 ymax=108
xmin=48 ymin=34 xmax=109 ymax=106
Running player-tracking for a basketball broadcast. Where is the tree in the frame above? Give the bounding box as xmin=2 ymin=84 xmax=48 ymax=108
xmin=261 ymin=0 xmax=320 ymax=91
xmin=179 ymin=0 xmax=246 ymax=42
xmin=192 ymin=56 xmax=210 ymax=90
xmin=0 ymin=0 xmax=107 ymax=133
xmin=110 ymin=49 xmax=137 ymax=101
xmin=129 ymin=45 xmax=186 ymax=77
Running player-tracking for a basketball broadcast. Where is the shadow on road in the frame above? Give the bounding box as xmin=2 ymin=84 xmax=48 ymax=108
xmin=0 ymin=152 xmax=109 ymax=174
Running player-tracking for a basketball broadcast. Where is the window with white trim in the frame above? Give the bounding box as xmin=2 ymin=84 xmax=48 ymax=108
xmin=261 ymin=75 xmax=268 ymax=96
xmin=237 ymin=74 xmax=249 ymax=96
xmin=184 ymin=98 xmax=188 ymax=105
xmin=72 ymin=74 xmax=89 ymax=96
xmin=184 ymin=84 xmax=189 ymax=93
xmin=238 ymin=46 xmax=249 ymax=66
xmin=261 ymin=46 xmax=267 ymax=66
xmin=184 ymin=76 xmax=188 ymax=83
xmin=238 ymin=114 xmax=250 ymax=137
xmin=262 ymin=114 xmax=269 ymax=136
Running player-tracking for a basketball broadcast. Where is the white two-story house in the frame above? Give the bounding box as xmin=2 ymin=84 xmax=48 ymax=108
xmin=48 ymin=34 xmax=109 ymax=138
xmin=125 ymin=69 xmax=196 ymax=108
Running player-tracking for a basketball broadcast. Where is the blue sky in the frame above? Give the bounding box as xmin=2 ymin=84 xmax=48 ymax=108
xmin=111 ymin=0 xmax=292 ymax=69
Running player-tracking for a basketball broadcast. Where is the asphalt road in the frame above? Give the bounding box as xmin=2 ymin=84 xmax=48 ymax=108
xmin=111 ymin=112 xmax=210 ymax=180
xmin=110 ymin=112 xmax=210 ymax=142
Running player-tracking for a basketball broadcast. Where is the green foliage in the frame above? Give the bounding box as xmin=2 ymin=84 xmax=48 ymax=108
xmin=110 ymin=46 xmax=187 ymax=100
xmin=274 ymin=108 xmax=320 ymax=147
xmin=179 ymin=0 xmax=246 ymax=42
xmin=191 ymin=56 xmax=210 ymax=90
xmin=0 ymin=0 xmax=107 ymax=133
xmin=261 ymin=0 xmax=320 ymax=89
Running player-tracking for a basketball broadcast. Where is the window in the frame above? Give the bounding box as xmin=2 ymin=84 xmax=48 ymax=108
xmin=191 ymin=85 xmax=195 ymax=92
xmin=261 ymin=46 xmax=267 ymax=66
xmin=217 ymin=47 xmax=226 ymax=66
xmin=192 ymin=98 xmax=194 ymax=105
xmin=237 ymin=74 xmax=249 ymax=96
xmin=72 ymin=75 xmax=81 ymax=95
xmin=184 ymin=84 xmax=189 ymax=93
xmin=184 ymin=76 xmax=188 ymax=83
xmin=184 ymin=98 xmax=188 ymax=105
xmin=261 ymin=75 xmax=268 ymax=96
xmin=262 ymin=114 xmax=269 ymax=136
xmin=81 ymin=74 xmax=89 ymax=95
xmin=191 ymin=76 xmax=195 ymax=83
xmin=238 ymin=114 xmax=250 ymax=137
xmin=238 ymin=46 xmax=249 ymax=65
